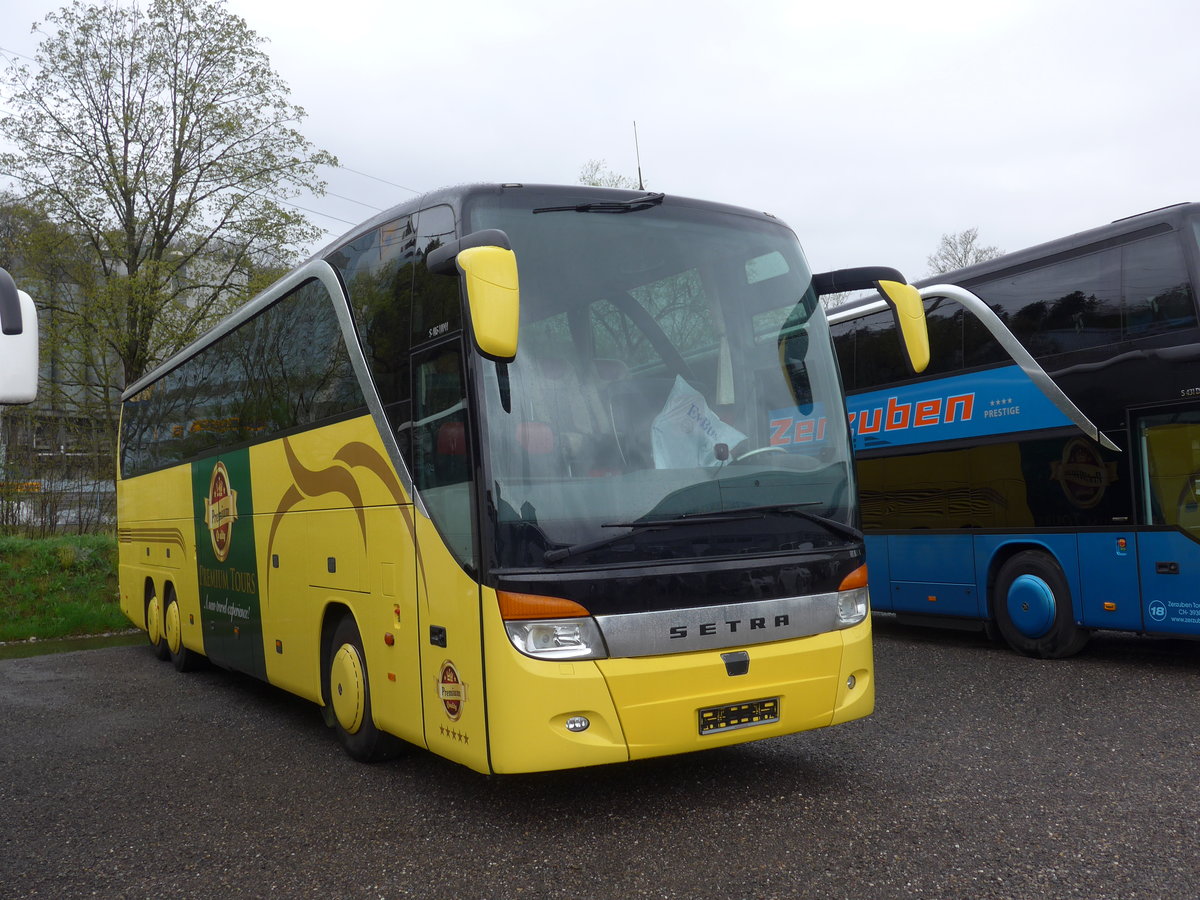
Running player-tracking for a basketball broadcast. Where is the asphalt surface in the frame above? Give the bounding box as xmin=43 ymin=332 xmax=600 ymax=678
xmin=1 ymin=618 xmax=1197 ymax=900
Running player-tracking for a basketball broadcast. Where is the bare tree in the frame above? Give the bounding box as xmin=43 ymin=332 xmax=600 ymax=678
xmin=926 ymin=227 xmax=1003 ymax=276
xmin=579 ymin=159 xmax=641 ymax=189
xmin=0 ymin=0 xmax=335 ymax=390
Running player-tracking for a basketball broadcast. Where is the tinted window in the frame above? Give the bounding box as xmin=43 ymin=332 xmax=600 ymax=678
xmin=329 ymin=214 xmax=418 ymax=419
xmin=1122 ymin=234 xmax=1196 ymax=337
xmin=921 ymin=296 xmax=966 ymax=376
xmin=121 ymin=279 xmax=365 ymax=477
xmin=411 ymin=343 xmax=475 ymax=566
xmin=410 ymin=205 xmax=462 ymax=347
xmin=852 ymin=310 xmax=907 ymax=389
xmin=971 ymin=248 xmax=1122 ymax=358
xmin=830 ymin=319 xmax=855 ymax=389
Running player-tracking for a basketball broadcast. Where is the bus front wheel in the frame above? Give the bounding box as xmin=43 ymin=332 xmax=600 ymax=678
xmin=323 ymin=616 xmax=400 ymax=763
xmin=993 ymin=551 xmax=1089 ymax=659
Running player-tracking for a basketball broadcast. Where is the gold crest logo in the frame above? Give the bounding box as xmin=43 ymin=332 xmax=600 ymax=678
xmin=1050 ymin=438 xmax=1116 ymax=510
xmin=204 ymin=461 xmax=238 ymax=562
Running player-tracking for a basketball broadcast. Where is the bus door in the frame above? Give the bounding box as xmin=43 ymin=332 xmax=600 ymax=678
xmin=1134 ymin=407 xmax=1200 ymax=635
xmin=409 ymin=341 xmax=490 ymax=771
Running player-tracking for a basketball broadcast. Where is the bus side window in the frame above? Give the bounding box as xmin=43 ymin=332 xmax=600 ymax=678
xmin=412 ymin=344 xmax=476 ymax=567
xmin=1122 ymin=234 xmax=1196 ymax=337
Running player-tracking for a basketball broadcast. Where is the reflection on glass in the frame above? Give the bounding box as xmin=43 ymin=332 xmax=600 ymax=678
xmin=465 ymin=192 xmax=857 ymax=569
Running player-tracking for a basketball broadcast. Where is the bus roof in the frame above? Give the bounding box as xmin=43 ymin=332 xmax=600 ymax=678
xmin=833 ymin=201 xmax=1199 ymax=321
xmin=124 ymin=183 xmax=789 ymax=400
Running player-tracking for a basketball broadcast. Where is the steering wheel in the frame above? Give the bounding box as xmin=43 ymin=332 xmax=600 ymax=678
xmin=731 ymin=445 xmax=788 ymax=464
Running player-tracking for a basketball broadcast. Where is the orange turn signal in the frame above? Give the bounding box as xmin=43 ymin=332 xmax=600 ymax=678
xmin=497 ymin=591 xmax=590 ymax=621
xmin=838 ymin=564 xmax=868 ymax=592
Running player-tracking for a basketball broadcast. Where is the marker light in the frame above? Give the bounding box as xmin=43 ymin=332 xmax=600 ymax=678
xmin=565 ymin=716 xmax=591 ymax=733
xmin=836 ymin=565 xmax=870 ymax=628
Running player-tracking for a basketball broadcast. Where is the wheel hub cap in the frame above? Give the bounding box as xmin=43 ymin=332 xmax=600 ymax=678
xmin=330 ymin=644 xmax=365 ymax=733
xmin=1007 ymin=574 xmax=1055 ymax=638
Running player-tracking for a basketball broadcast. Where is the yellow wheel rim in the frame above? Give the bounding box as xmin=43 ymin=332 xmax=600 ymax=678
xmin=146 ymin=595 xmax=162 ymax=644
xmin=330 ymin=644 xmax=365 ymax=734
xmin=165 ymin=600 xmax=182 ymax=655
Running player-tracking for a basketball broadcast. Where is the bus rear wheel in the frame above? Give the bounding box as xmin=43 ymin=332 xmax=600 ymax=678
xmin=324 ymin=616 xmax=400 ymax=763
xmin=164 ymin=590 xmax=202 ymax=672
xmin=146 ymin=591 xmax=170 ymax=661
xmin=993 ymin=551 xmax=1089 ymax=659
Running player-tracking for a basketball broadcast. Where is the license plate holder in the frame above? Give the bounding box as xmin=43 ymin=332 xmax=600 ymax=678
xmin=698 ymin=697 xmax=780 ymax=735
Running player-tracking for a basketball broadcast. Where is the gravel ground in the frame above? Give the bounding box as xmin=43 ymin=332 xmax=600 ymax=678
xmin=1 ymin=617 xmax=1196 ymax=899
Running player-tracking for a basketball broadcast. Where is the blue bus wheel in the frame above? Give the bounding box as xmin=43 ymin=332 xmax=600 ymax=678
xmin=992 ymin=551 xmax=1089 ymax=659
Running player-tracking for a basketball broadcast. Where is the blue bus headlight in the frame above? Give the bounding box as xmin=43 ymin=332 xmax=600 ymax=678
xmin=504 ymin=618 xmax=609 ymax=660
xmin=836 ymin=587 xmax=870 ymax=627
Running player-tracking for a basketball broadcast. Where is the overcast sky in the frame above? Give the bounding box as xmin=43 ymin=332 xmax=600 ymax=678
xmin=3 ymin=0 xmax=1199 ymax=281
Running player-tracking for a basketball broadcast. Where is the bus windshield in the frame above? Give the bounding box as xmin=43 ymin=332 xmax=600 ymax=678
xmin=465 ymin=190 xmax=855 ymax=571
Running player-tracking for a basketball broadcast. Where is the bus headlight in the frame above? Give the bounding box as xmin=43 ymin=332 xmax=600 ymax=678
xmin=504 ymin=618 xmax=608 ymax=660
xmin=836 ymin=587 xmax=870 ymax=627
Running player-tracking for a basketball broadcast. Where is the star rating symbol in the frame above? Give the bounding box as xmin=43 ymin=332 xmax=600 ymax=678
xmin=989 ymin=397 xmax=1014 ymax=406
xmin=439 ymin=724 xmax=469 ymax=744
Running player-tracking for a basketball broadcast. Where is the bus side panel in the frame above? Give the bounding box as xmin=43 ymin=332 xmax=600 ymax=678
xmin=250 ymin=419 xmax=426 ymax=743
xmin=864 ymin=534 xmax=893 ymax=611
xmin=1137 ymin=531 xmax=1200 ymax=634
xmin=885 ymin=534 xmax=979 ymax=617
xmin=415 ymin=513 xmax=489 ymax=773
xmin=597 ymin=620 xmax=872 ymax=762
xmin=117 ymin=464 xmax=204 ymax=656
xmin=482 ymin=593 xmax=629 ymax=774
xmin=1077 ymin=532 xmax=1142 ymax=631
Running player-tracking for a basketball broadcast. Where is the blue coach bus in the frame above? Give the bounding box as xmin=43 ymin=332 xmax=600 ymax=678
xmin=828 ymin=202 xmax=1200 ymax=657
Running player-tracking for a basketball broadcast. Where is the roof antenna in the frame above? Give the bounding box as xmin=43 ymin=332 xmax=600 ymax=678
xmin=633 ymin=120 xmax=645 ymax=190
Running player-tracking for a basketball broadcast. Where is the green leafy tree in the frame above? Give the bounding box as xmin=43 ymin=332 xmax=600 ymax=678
xmin=0 ymin=0 xmax=335 ymax=390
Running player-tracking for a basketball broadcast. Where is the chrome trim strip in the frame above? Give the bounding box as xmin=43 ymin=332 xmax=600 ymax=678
xmin=918 ymin=284 xmax=1119 ymax=452
xmin=594 ymin=593 xmax=842 ymax=658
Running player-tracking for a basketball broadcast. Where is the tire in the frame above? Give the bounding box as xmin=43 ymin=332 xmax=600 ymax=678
xmin=164 ymin=590 xmax=203 ymax=673
xmin=992 ymin=550 xmax=1089 ymax=659
xmin=324 ymin=616 xmax=401 ymax=762
xmin=146 ymin=590 xmax=170 ymax=661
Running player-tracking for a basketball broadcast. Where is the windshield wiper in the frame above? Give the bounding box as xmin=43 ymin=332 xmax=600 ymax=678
xmin=542 ymin=513 xmax=725 ymax=564
xmin=714 ymin=503 xmax=864 ymax=542
xmin=532 ymin=192 xmax=665 ymax=214
xmin=541 ymin=502 xmax=860 ymax=564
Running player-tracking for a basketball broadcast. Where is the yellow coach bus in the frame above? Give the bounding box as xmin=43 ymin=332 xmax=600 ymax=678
xmin=117 ymin=183 xmax=929 ymax=773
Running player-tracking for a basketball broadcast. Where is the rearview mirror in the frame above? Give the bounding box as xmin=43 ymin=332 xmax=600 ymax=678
xmin=877 ymin=280 xmax=929 ymax=374
xmin=812 ymin=266 xmax=929 ymax=375
xmin=427 ymin=230 xmax=520 ymax=363
xmin=0 ymin=267 xmax=38 ymax=404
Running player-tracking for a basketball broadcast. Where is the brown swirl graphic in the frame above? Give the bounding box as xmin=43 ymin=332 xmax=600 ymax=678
xmin=267 ymin=436 xmax=425 ymax=600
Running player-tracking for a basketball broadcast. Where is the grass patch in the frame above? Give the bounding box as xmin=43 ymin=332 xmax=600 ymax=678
xmin=0 ymin=535 xmax=130 ymax=642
